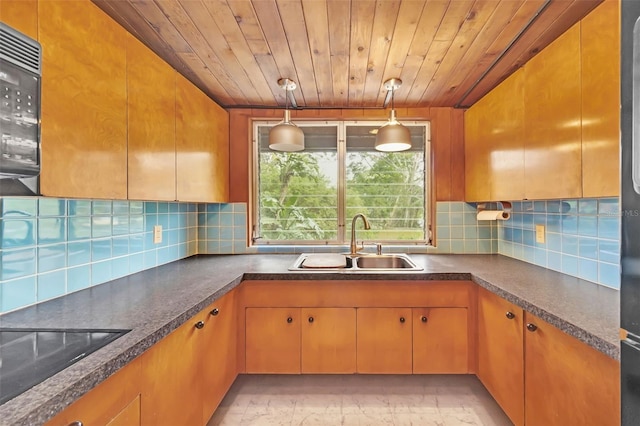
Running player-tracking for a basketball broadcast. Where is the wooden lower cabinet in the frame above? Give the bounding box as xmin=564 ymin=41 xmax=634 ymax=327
xmin=524 ymin=312 xmax=620 ymax=426
xmin=301 ymin=308 xmax=357 ymax=373
xmin=245 ymin=307 xmax=301 ymax=373
xmin=413 ymin=307 xmax=469 ymax=374
xmin=201 ymin=291 xmax=238 ymax=423
xmin=356 ymin=307 xmax=413 ymax=374
xmin=44 ymin=358 xmax=142 ymax=426
xmin=477 ymin=287 xmax=524 ymax=426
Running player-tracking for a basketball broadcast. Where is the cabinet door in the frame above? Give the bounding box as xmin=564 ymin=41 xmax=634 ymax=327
xmin=1 ymin=0 xmax=37 ymax=39
xmin=581 ymin=0 xmax=620 ymax=197
xmin=477 ymin=288 xmax=524 ymax=426
xmin=176 ymin=75 xmax=229 ymax=202
xmin=524 ymin=312 xmax=620 ymax=426
xmin=301 ymin=307 xmax=356 ymax=373
xmin=413 ymin=307 xmax=468 ymax=374
xmin=245 ymin=307 xmax=300 ymax=373
xmin=465 ymin=69 xmax=525 ymax=202
xmin=45 ymin=357 xmax=141 ymax=426
xmin=524 ymin=23 xmax=582 ymax=199
xmin=356 ymin=307 xmax=412 ymax=374
xmin=140 ymin=314 xmax=205 ymax=426
xmin=201 ymin=290 xmax=238 ymax=423
xmin=127 ymin=34 xmax=176 ymax=201
xmin=39 ymin=0 xmax=128 ymax=199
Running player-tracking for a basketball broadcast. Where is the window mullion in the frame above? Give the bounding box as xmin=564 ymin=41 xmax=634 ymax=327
xmin=337 ymin=122 xmax=346 ymax=245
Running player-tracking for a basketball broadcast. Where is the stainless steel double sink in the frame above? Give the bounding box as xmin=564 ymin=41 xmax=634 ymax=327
xmin=288 ymin=253 xmax=423 ymax=272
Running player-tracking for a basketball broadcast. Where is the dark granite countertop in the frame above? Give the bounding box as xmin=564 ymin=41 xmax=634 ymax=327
xmin=0 ymin=254 xmax=620 ymax=425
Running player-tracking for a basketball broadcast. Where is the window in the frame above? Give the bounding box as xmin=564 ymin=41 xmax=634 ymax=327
xmin=252 ymin=121 xmax=431 ymax=246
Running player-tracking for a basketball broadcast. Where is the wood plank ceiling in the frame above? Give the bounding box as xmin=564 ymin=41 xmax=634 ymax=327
xmin=93 ymin=0 xmax=602 ymax=109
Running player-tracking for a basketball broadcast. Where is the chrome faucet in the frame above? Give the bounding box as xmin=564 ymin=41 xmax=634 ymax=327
xmin=350 ymin=213 xmax=371 ymax=255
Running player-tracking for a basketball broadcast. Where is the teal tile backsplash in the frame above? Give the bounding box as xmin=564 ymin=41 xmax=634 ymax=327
xmin=0 ymin=198 xmax=198 ymax=313
xmin=0 ymin=195 xmax=620 ymax=313
xmin=498 ymin=198 xmax=620 ymax=289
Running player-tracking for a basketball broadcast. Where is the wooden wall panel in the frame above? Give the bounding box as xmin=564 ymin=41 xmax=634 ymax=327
xmin=229 ymin=107 xmax=465 ymax=203
xmin=0 ymin=0 xmax=38 ymax=39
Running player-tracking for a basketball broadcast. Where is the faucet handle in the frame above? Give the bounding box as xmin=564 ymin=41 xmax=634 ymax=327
xmin=375 ymin=243 xmax=382 ymax=255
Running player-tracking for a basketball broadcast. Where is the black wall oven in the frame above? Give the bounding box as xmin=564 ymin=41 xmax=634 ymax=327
xmin=0 ymin=22 xmax=41 ymax=195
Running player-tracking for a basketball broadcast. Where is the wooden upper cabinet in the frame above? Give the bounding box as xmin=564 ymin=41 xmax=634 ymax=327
xmin=127 ymin=34 xmax=176 ymax=201
xmin=524 ymin=312 xmax=620 ymax=426
xmin=301 ymin=307 xmax=357 ymax=374
xmin=465 ymin=69 xmax=524 ymax=202
xmin=464 ymin=97 xmax=491 ymax=202
xmin=356 ymin=307 xmax=413 ymax=374
xmin=477 ymin=287 xmax=524 ymax=426
xmin=176 ymin=75 xmax=229 ymax=202
xmin=524 ymin=23 xmax=582 ymax=200
xmin=581 ymin=0 xmax=620 ymax=197
xmin=0 ymin=0 xmax=37 ymax=39
xmin=39 ymin=0 xmax=128 ymax=199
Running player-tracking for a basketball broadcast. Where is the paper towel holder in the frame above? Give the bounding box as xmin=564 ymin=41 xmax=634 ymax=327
xmin=477 ymin=201 xmax=512 ymax=220
xmin=477 ymin=201 xmax=512 ymax=214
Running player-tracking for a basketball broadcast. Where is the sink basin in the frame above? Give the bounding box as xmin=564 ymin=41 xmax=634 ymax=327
xmin=289 ymin=253 xmax=422 ymax=272
xmin=355 ymin=255 xmax=416 ymax=269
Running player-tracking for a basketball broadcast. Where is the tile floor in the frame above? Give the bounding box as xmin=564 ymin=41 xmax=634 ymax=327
xmin=207 ymin=374 xmax=513 ymax=426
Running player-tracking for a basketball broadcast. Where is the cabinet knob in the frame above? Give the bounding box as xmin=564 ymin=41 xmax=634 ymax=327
xmin=287 ymin=317 xmax=293 ymax=323
xmin=526 ymin=323 xmax=538 ymax=332
xmin=68 ymin=422 xmax=83 ymax=426
xmin=308 ymin=317 xmax=314 ymax=323
xmin=506 ymin=311 xmax=515 ymax=320
xmin=210 ymin=308 xmax=219 ymax=316
xmin=195 ymin=321 xmax=205 ymax=329
xmin=399 ymin=317 xmax=406 ymax=323
xmin=421 ymin=316 xmax=428 ymax=323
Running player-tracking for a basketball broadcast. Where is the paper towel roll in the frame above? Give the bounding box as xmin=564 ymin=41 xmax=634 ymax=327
xmin=477 ymin=210 xmax=511 ymax=221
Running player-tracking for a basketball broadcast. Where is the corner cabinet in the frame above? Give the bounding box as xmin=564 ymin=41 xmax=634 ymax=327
xmin=176 ymin=75 xmax=229 ymax=203
xmin=39 ymin=0 xmax=128 ymax=199
xmin=464 ymin=69 xmax=524 ymax=202
xmin=476 ymin=287 xmax=524 ymax=426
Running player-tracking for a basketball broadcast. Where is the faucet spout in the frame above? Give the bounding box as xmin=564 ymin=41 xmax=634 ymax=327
xmin=350 ymin=213 xmax=371 ymax=255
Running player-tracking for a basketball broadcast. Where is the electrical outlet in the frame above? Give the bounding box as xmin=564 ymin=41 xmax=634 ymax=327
xmin=153 ymin=225 xmax=162 ymax=244
xmin=535 ymin=224 xmax=545 ymax=244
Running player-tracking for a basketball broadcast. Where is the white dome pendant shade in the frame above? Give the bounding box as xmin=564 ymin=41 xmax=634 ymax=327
xmin=269 ymin=78 xmax=305 ymax=152
xmin=375 ymin=78 xmax=411 ymax=152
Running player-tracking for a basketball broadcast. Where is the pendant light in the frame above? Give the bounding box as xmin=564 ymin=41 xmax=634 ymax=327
xmin=375 ymin=78 xmax=411 ymax=152
xmin=269 ymin=78 xmax=304 ymax=152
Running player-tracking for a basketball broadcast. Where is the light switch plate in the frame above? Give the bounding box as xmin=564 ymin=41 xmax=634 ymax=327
xmin=153 ymin=225 xmax=162 ymax=244
xmin=535 ymin=224 xmax=545 ymax=244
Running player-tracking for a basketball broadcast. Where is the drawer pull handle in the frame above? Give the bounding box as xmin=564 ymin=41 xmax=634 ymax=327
xmin=287 ymin=317 xmax=293 ymax=323
xmin=526 ymin=323 xmax=538 ymax=332
xmin=506 ymin=311 xmax=515 ymax=320
xmin=210 ymin=308 xmax=219 ymax=316
xmin=421 ymin=316 xmax=428 ymax=323
xmin=308 ymin=317 xmax=314 ymax=323
xmin=68 ymin=422 xmax=83 ymax=426
xmin=399 ymin=317 xmax=406 ymax=323
xmin=195 ymin=321 xmax=205 ymax=329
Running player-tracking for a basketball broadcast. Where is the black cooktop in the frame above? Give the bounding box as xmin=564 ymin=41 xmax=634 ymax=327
xmin=0 ymin=328 xmax=129 ymax=405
